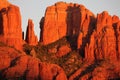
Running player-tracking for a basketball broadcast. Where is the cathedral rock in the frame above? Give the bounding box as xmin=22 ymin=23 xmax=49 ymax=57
xmin=40 ymin=2 xmax=120 ymax=62
xmin=40 ymin=2 xmax=95 ymax=46
xmin=0 ymin=1 xmax=120 ymax=80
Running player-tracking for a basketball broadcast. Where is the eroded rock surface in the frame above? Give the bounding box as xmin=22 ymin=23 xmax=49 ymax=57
xmin=39 ymin=2 xmax=120 ymax=79
xmin=40 ymin=2 xmax=120 ymax=62
xmin=0 ymin=1 xmax=120 ymax=80
xmin=0 ymin=1 xmax=22 ymax=50
xmin=0 ymin=46 xmax=67 ymax=80
xmin=40 ymin=1 xmax=95 ymax=46
xmin=85 ymin=11 xmax=120 ymax=61
xmin=25 ymin=19 xmax=38 ymax=46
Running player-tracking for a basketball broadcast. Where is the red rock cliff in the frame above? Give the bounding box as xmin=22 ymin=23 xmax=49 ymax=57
xmin=0 ymin=1 xmax=22 ymax=50
xmin=25 ymin=19 xmax=38 ymax=45
xmin=0 ymin=46 xmax=67 ymax=80
xmin=0 ymin=0 xmax=9 ymax=10
xmin=40 ymin=2 xmax=120 ymax=61
xmin=40 ymin=1 xmax=95 ymax=45
xmin=85 ymin=11 xmax=120 ymax=61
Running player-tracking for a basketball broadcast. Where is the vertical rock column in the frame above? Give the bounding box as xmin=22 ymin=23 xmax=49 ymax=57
xmin=25 ymin=19 xmax=38 ymax=45
xmin=0 ymin=3 xmax=22 ymax=50
xmin=85 ymin=11 xmax=118 ymax=61
xmin=116 ymin=21 xmax=120 ymax=60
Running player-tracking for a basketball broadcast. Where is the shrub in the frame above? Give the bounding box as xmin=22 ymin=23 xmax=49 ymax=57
xmin=23 ymin=44 xmax=33 ymax=55
xmin=24 ymin=37 xmax=83 ymax=77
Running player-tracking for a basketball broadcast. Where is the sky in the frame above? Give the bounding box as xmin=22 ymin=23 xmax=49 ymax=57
xmin=8 ymin=0 xmax=120 ymax=39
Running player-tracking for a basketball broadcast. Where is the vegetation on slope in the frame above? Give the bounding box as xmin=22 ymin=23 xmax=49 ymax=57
xmin=23 ymin=36 xmax=83 ymax=77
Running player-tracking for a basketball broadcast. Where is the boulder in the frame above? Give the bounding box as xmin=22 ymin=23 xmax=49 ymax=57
xmin=56 ymin=45 xmax=71 ymax=57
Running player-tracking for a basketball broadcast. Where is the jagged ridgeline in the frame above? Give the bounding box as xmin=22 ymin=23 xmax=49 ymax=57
xmin=40 ymin=1 xmax=120 ymax=61
xmin=0 ymin=1 xmax=120 ymax=80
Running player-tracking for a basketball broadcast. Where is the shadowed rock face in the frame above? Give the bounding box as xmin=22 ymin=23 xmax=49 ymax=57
xmin=25 ymin=19 xmax=38 ymax=46
xmin=0 ymin=1 xmax=22 ymax=50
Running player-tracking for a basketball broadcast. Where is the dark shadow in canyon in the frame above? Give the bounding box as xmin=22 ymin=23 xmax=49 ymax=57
xmin=113 ymin=23 xmax=119 ymax=60
xmin=66 ymin=4 xmax=80 ymax=50
xmin=66 ymin=4 xmax=96 ymax=58
xmin=74 ymin=60 xmax=103 ymax=80
xmin=39 ymin=17 xmax=45 ymax=42
xmin=0 ymin=8 xmax=6 ymax=35
xmin=79 ymin=15 xmax=96 ymax=58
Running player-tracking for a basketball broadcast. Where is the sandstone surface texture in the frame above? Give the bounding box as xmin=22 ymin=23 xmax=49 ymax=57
xmin=0 ymin=0 xmax=22 ymax=50
xmin=25 ymin=19 xmax=38 ymax=46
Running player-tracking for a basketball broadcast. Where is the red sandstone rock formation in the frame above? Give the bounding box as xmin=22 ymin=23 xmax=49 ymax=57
xmin=69 ymin=61 xmax=120 ymax=80
xmin=40 ymin=1 xmax=95 ymax=45
xmin=116 ymin=22 xmax=120 ymax=60
xmin=0 ymin=46 xmax=67 ymax=80
xmin=0 ymin=1 xmax=120 ymax=80
xmin=85 ymin=11 xmax=120 ymax=61
xmin=25 ymin=19 xmax=38 ymax=45
xmin=56 ymin=45 xmax=71 ymax=57
xmin=39 ymin=2 xmax=120 ymax=79
xmin=0 ymin=0 xmax=9 ymax=10
xmin=0 ymin=1 xmax=22 ymax=50
xmin=40 ymin=2 xmax=120 ymax=62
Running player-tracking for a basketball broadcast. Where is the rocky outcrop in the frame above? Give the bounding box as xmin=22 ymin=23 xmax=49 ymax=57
xmin=40 ymin=1 xmax=95 ymax=45
xmin=69 ymin=61 xmax=120 ymax=80
xmin=0 ymin=46 xmax=67 ymax=80
xmin=0 ymin=1 xmax=120 ymax=80
xmin=0 ymin=1 xmax=22 ymax=50
xmin=39 ymin=63 xmax=67 ymax=80
xmin=85 ymin=11 xmax=120 ymax=61
xmin=25 ymin=19 xmax=38 ymax=45
xmin=114 ymin=21 xmax=120 ymax=60
xmin=0 ymin=0 xmax=9 ymax=10
xmin=40 ymin=2 xmax=120 ymax=62
xmin=56 ymin=45 xmax=71 ymax=57
xmin=39 ymin=3 xmax=120 ymax=79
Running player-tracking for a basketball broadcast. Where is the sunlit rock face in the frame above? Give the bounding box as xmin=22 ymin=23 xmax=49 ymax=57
xmin=25 ymin=19 xmax=38 ymax=46
xmin=0 ymin=46 xmax=67 ymax=80
xmin=0 ymin=0 xmax=22 ymax=50
xmin=40 ymin=1 xmax=120 ymax=62
xmin=40 ymin=1 xmax=95 ymax=46
xmin=85 ymin=11 xmax=120 ymax=61
xmin=0 ymin=1 xmax=120 ymax=80
xmin=0 ymin=0 xmax=10 ymax=10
